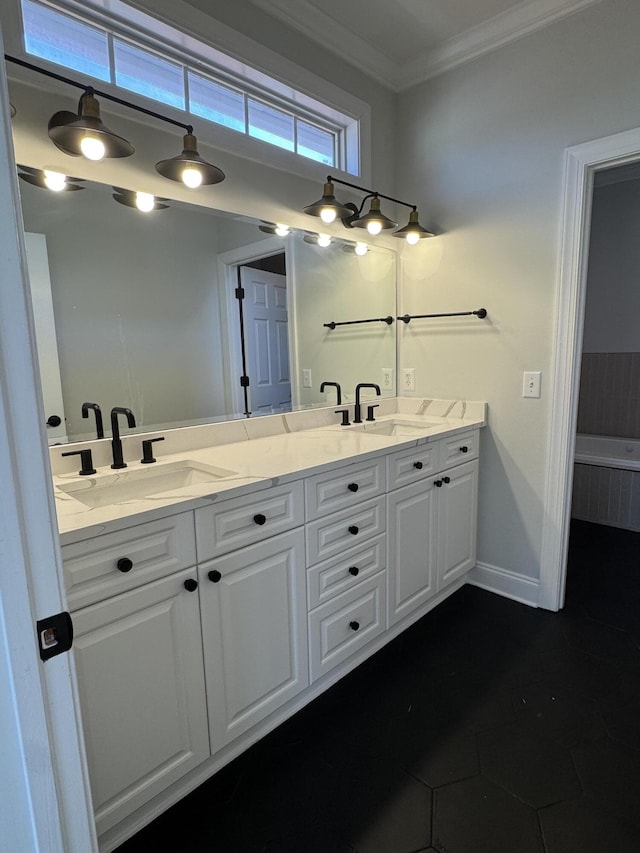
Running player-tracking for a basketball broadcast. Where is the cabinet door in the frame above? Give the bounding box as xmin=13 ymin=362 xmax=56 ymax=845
xmin=199 ymin=529 xmax=308 ymax=750
xmin=387 ymin=479 xmax=437 ymax=626
xmin=72 ymin=569 xmax=209 ymax=837
xmin=437 ymin=460 xmax=478 ymax=591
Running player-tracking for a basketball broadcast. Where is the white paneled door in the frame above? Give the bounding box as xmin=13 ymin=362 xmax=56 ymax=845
xmin=240 ymin=266 xmax=291 ymax=414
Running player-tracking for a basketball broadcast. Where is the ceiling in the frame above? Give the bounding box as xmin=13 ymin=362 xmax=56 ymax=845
xmin=249 ymin=0 xmax=603 ymax=90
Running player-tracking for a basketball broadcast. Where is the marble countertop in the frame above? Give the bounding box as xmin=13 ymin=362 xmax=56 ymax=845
xmin=53 ymin=399 xmax=487 ymax=545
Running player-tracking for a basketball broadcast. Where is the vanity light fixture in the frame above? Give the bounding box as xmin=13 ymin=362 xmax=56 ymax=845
xmin=48 ymin=89 xmax=134 ymax=160
xmin=258 ymin=222 xmax=290 ymax=236
xmin=5 ymin=55 xmax=225 ymax=188
xmin=341 ymin=241 xmax=369 ymax=255
xmin=155 ymin=132 xmax=225 ymax=188
xmin=112 ymin=187 xmax=169 ymax=211
xmin=17 ymin=164 xmax=84 ymax=191
xmin=303 ymin=233 xmax=332 ymax=247
xmin=303 ymin=175 xmax=433 ymax=243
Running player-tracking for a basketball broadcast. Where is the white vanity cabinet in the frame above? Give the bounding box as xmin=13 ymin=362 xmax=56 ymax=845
xmin=387 ymin=432 xmax=479 ymax=626
xmin=194 ymin=481 xmax=307 ymax=750
xmin=66 ymin=528 xmax=209 ymax=838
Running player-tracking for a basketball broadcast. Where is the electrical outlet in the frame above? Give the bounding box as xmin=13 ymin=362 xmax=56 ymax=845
xmin=302 ymin=368 xmax=312 ymax=388
xmin=522 ymin=371 xmax=541 ymax=398
xmin=381 ymin=367 xmax=394 ymax=389
xmin=401 ymin=368 xmax=415 ymax=391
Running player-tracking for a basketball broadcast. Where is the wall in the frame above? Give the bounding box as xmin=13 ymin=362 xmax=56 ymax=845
xmin=396 ymin=0 xmax=640 ymax=593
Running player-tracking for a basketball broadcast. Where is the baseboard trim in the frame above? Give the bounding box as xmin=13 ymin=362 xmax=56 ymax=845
xmin=466 ymin=562 xmax=540 ymax=608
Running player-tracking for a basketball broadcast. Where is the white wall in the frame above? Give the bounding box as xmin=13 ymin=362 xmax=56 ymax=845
xmin=583 ymin=177 xmax=640 ymax=352
xmin=396 ymin=0 xmax=640 ymax=586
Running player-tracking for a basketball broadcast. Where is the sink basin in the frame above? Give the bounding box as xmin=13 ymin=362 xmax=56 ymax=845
xmin=351 ymin=417 xmax=443 ymax=437
xmin=57 ymin=460 xmax=236 ymax=508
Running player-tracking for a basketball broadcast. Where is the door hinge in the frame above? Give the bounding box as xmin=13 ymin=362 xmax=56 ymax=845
xmin=240 ymin=375 xmax=250 ymax=387
xmin=235 ymin=287 xmax=245 ymax=300
xmin=36 ymin=611 xmax=73 ymax=661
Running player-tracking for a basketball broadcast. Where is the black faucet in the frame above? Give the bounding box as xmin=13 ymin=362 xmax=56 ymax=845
xmin=110 ymin=407 xmax=136 ymax=469
xmin=81 ymin=402 xmax=104 ymax=439
xmin=320 ymin=381 xmax=342 ymax=405
xmin=353 ymin=383 xmax=381 ymax=424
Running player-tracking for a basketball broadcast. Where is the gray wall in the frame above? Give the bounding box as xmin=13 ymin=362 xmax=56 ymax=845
xmin=396 ymin=0 xmax=640 ymax=584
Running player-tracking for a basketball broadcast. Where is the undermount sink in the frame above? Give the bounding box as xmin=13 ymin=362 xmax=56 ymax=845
xmin=57 ymin=460 xmax=236 ymax=508
xmin=350 ymin=417 xmax=444 ymax=437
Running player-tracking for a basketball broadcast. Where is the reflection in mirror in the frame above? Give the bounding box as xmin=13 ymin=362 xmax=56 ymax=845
xmin=19 ymin=175 xmax=397 ymax=443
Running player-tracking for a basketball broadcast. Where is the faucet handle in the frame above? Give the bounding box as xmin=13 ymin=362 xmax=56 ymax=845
xmin=140 ymin=437 xmax=165 ymax=464
xmin=335 ymin=408 xmax=351 ymax=427
xmin=366 ymin=404 xmax=379 ymax=422
xmin=61 ymin=448 xmax=96 ymax=476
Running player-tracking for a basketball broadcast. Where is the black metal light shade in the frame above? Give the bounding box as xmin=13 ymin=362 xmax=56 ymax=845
xmin=350 ymin=196 xmax=397 ymax=234
xmin=17 ymin=165 xmax=84 ymax=191
xmin=48 ymin=91 xmax=134 ymax=159
xmin=393 ymin=209 xmax=434 ymax=243
xmin=155 ymin=133 xmax=225 ymax=187
xmin=303 ymin=180 xmax=354 ymax=223
xmin=112 ymin=188 xmax=169 ymax=211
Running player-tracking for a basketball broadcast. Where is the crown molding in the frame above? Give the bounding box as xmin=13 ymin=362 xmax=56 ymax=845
xmin=252 ymin=0 xmax=604 ymax=92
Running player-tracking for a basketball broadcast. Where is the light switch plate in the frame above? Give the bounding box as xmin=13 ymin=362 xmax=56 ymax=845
xmin=302 ymin=368 xmax=312 ymax=388
xmin=523 ymin=371 xmax=541 ymax=398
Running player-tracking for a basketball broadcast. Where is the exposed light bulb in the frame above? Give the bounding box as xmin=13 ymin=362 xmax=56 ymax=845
xmin=275 ymin=223 xmax=290 ymax=236
xmin=317 ymin=234 xmax=332 ymax=247
xmin=406 ymin=232 xmax=420 ymax=245
xmin=182 ymin=167 xmax=203 ymax=188
xmin=320 ymin=207 xmax=337 ymax=224
xmin=135 ymin=192 xmax=155 ymax=213
xmin=366 ymin=220 xmax=382 ymax=236
xmin=43 ymin=170 xmax=66 ymax=192
xmin=355 ymin=242 xmax=368 ymax=256
xmin=80 ymin=135 xmax=105 ymax=161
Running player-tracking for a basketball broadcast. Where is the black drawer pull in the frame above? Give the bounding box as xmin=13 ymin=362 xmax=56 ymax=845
xmin=208 ymin=570 xmax=222 ymax=583
xmin=413 ymin=461 xmax=423 ymax=470
xmin=183 ymin=578 xmax=198 ymax=592
xmin=348 ymin=565 xmax=360 ymax=577
xmin=434 ymin=480 xmax=443 ymax=488
xmin=459 ymin=445 xmax=469 ymax=453
xmin=443 ymin=476 xmax=451 ymax=484
xmin=253 ymin=513 xmax=267 ymax=525
xmin=348 ymin=482 xmax=359 ymax=493
xmin=348 ymin=525 xmax=359 ymax=535
xmin=349 ymin=620 xmax=360 ymax=631
xmin=116 ymin=557 xmax=133 ymax=573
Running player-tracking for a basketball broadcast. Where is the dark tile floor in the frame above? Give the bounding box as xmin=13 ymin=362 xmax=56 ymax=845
xmin=116 ymin=520 xmax=640 ymax=852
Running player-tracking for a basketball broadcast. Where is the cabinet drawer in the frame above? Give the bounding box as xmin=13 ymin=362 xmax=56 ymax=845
xmin=306 ymin=496 xmax=385 ymax=566
xmin=195 ymin=481 xmax=304 ymax=560
xmin=308 ymin=571 xmax=386 ymax=682
xmin=62 ymin=513 xmax=196 ymax=609
xmin=387 ymin=443 xmax=438 ymax=490
xmin=438 ymin=429 xmax=479 ymax=468
xmin=307 ymin=534 xmax=386 ymax=610
xmin=305 ymin=459 xmax=385 ymax=520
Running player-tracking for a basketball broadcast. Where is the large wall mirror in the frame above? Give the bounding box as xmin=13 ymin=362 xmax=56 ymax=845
xmin=19 ymin=175 xmax=397 ymax=443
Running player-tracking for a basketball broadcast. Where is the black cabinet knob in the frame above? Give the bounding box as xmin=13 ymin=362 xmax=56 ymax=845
xmin=434 ymin=480 xmax=443 ymax=488
xmin=443 ymin=476 xmax=451 ymax=484
xmin=253 ymin=513 xmax=267 ymax=525
xmin=348 ymin=482 xmax=359 ymax=493
xmin=46 ymin=415 xmax=62 ymax=427
xmin=349 ymin=620 xmax=360 ymax=631
xmin=184 ymin=578 xmax=198 ymax=592
xmin=348 ymin=566 xmax=359 ymax=576
xmin=413 ymin=461 xmax=423 ymax=470
xmin=208 ymin=570 xmax=222 ymax=583
xmin=116 ymin=557 xmax=133 ymax=573
xmin=348 ymin=525 xmax=359 ymax=535
xmin=459 ymin=445 xmax=469 ymax=453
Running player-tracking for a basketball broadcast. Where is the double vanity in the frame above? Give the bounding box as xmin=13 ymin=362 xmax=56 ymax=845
xmin=51 ymin=396 xmax=486 ymax=852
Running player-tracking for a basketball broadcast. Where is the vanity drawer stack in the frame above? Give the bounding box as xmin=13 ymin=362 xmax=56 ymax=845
xmin=305 ymin=459 xmax=388 ymax=682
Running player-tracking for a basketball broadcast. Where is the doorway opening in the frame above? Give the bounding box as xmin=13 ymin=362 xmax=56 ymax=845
xmin=540 ymin=127 xmax=640 ymax=611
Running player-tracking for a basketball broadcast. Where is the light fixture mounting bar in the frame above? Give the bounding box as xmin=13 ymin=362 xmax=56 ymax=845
xmin=327 ymin=175 xmax=417 ymax=213
xmin=5 ymin=54 xmax=192 ymax=134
